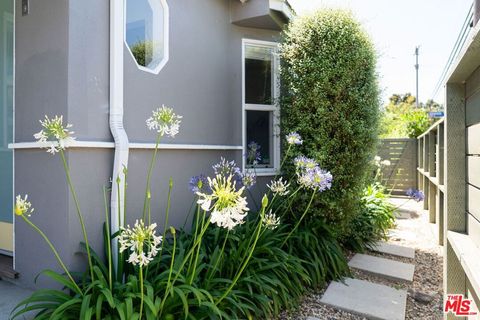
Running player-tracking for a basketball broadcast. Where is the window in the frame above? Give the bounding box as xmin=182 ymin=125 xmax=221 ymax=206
xmin=125 ymin=0 xmax=169 ymax=74
xmin=242 ymin=40 xmax=280 ymax=174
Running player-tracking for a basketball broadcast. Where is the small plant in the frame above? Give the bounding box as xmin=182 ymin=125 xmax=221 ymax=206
xmin=345 ymin=183 xmax=396 ymax=251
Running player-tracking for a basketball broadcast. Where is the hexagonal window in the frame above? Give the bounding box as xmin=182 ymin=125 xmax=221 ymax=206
xmin=125 ymin=0 xmax=169 ymax=74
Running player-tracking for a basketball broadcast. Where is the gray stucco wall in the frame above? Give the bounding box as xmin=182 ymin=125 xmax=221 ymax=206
xmin=14 ymin=0 xmax=281 ymax=288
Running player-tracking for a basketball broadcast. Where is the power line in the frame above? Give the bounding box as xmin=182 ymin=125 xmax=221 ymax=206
xmin=415 ymin=46 xmax=420 ymax=107
xmin=431 ymin=3 xmax=474 ymax=101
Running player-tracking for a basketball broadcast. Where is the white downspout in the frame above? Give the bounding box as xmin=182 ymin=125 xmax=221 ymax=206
xmin=110 ymin=0 xmax=129 ymax=265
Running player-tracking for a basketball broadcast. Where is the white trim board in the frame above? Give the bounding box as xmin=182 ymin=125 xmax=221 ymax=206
xmin=8 ymin=141 xmax=243 ymax=151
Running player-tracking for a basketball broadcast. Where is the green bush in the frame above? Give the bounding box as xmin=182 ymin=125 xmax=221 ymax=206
xmin=280 ymin=9 xmax=380 ymax=236
xmin=402 ymin=109 xmax=431 ymax=138
xmin=380 ymin=93 xmax=433 ymax=138
xmin=345 ymin=183 xmax=396 ymax=251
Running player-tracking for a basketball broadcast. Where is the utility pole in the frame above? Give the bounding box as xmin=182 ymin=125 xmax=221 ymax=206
xmin=415 ymin=46 xmax=420 ymax=107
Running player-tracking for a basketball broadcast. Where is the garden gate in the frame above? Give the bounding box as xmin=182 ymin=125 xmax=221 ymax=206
xmin=378 ymin=138 xmax=418 ymax=195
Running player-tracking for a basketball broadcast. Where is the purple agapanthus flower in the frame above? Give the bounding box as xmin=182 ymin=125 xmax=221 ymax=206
xmin=406 ymin=188 xmax=425 ymax=202
xmin=246 ymin=141 xmax=262 ymax=165
xmin=189 ymin=174 xmax=210 ymax=194
xmin=212 ymin=157 xmax=243 ymax=185
xmin=294 ymin=155 xmax=319 ymax=171
xmin=298 ymin=166 xmax=333 ymax=192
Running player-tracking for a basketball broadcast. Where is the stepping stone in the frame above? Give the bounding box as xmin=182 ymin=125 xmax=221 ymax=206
xmin=349 ymin=254 xmax=415 ymax=282
xmin=320 ymin=278 xmax=407 ymax=320
xmin=368 ymin=241 xmax=415 ymax=259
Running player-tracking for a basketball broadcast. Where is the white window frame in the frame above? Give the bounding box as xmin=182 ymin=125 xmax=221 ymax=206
xmin=242 ymin=39 xmax=280 ymax=176
xmin=124 ymin=0 xmax=169 ymax=74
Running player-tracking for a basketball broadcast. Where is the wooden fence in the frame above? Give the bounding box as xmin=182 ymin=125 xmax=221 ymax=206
xmin=377 ymin=138 xmax=418 ymax=195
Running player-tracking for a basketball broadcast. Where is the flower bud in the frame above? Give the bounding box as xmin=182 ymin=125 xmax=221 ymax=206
xmin=261 ymin=195 xmax=269 ymax=208
xmin=169 ymin=226 xmax=176 ymax=235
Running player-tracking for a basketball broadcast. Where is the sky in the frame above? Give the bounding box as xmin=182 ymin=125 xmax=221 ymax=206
xmin=288 ymin=0 xmax=473 ymax=105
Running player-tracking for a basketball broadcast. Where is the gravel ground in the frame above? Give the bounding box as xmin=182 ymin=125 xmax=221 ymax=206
xmin=276 ymin=197 xmax=443 ymax=320
xmin=388 ymin=197 xmax=443 ymax=320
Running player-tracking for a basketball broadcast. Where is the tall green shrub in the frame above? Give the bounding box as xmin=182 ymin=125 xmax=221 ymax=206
xmin=280 ymin=10 xmax=380 ymax=235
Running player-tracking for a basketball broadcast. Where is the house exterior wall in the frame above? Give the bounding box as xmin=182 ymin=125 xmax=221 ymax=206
xmin=14 ymin=0 xmax=281 ymax=288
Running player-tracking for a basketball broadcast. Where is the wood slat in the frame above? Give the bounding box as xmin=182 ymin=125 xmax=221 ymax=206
xmin=466 ymin=90 xmax=480 ymax=127
xmin=468 ymin=184 xmax=480 ymax=221
xmin=468 ymin=213 xmax=480 ymax=249
xmin=467 ymin=156 xmax=480 ymax=188
xmin=466 ymin=64 xmax=480 ymax=98
xmin=468 ymin=123 xmax=480 ymax=155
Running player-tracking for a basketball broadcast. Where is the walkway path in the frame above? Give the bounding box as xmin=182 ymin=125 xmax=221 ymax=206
xmin=0 ymin=279 xmax=33 ymax=320
xmin=279 ymin=196 xmax=443 ymax=320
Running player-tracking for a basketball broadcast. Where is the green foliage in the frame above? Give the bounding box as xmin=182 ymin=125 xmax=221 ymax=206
xmin=13 ymin=127 xmax=349 ymax=320
xmin=345 ymin=183 xmax=396 ymax=251
xmin=279 ymin=9 xmax=380 ymax=235
xmin=403 ymin=109 xmax=432 ymax=138
xmin=380 ymin=93 xmax=436 ymax=138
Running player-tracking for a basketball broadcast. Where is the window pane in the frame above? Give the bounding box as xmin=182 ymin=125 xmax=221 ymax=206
xmin=126 ymin=0 xmax=165 ymax=71
xmin=246 ymin=111 xmax=273 ymax=168
xmin=245 ymin=45 xmax=273 ymax=105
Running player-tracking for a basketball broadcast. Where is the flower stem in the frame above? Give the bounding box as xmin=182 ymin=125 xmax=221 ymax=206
xmin=188 ymin=210 xmax=206 ymax=285
xmin=282 ymin=188 xmax=317 ymax=247
xmin=143 ymin=134 xmax=162 ymax=222
xmin=277 ymin=186 xmax=302 ymax=219
xmin=22 ymin=215 xmax=83 ymax=295
xmin=161 ymin=178 xmax=173 ymax=253
xmin=159 ymin=228 xmax=176 ymax=314
xmin=186 ymin=205 xmax=200 ymax=275
xmin=155 ymin=178 xmax=173 ymax=276
xmin=102 ymin=187 xmax=113 ymax=291
xmin=59 ymin=150 xmax=94 ymax=281
xmin=159 ymin=216 xmax=211 ymax=311
xmin=215 ymin=206 xmax=266 ymax=305
xmin=117 ymin=177 xmax=122 ymax=234
xmin=123 ymin=166 xmax=128 ymax=228
xmin=206 ymin=230 xmax=229 ymax=284
xmin=139 ymin=266 xmax=144 ymax=320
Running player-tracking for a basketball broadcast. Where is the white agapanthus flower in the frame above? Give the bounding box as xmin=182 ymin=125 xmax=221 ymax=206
xmin=381 ymin=159 xmax=391 ymax=166
xmin=146 ymin=105 xmax=183 ymax=138
xmin=262 ymin=211 xmax=280 ymax=230
xmin=267 ymin=177 xmax=290 ymax=196
xmin=33 ymin=115 xmax=76 ymax=155
xmin=118 ymin=220 xmax=162 ymax=267
xmin=196 ymin=174 xmax=249 ymax=230
xmin=14 ymin=195 xmax=34 ymax=217
xmin=286 ymin=132 xmax=303 ymax=145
